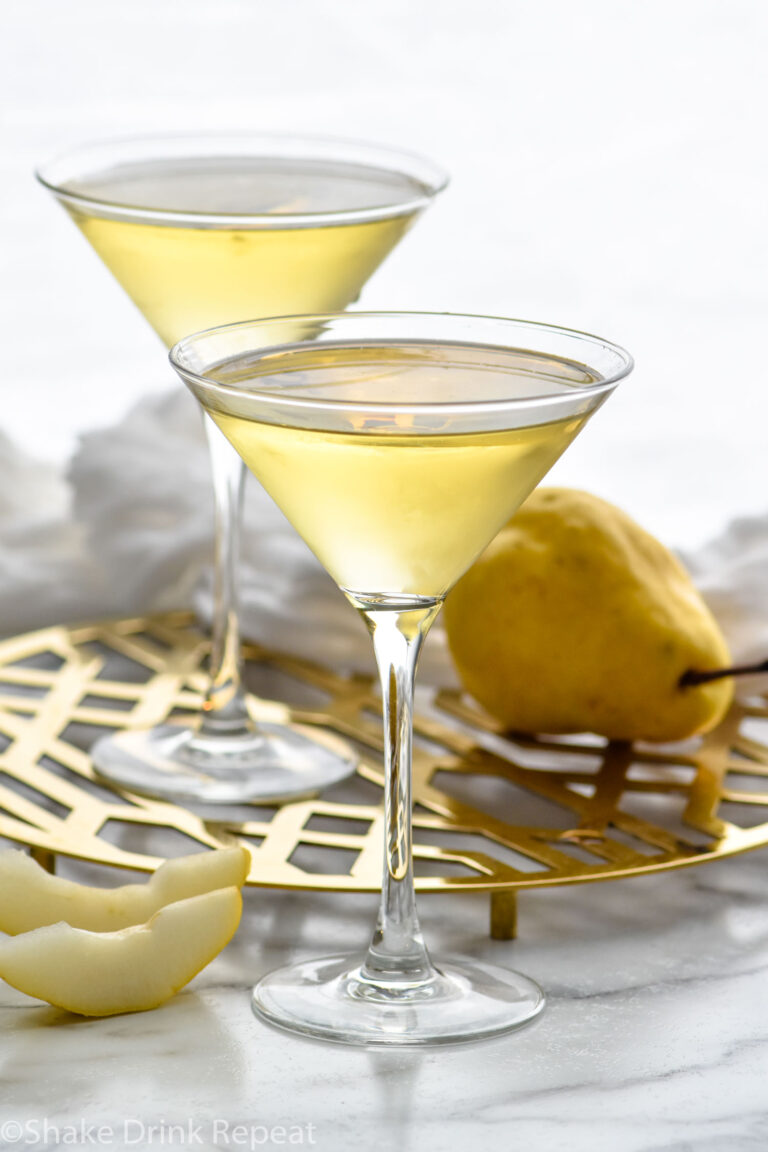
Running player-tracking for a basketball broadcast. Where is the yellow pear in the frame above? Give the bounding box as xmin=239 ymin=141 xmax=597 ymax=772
xmin=0 ymin=886 xmax=242 ymax=1016
xmin=443 ymin=488 xmax=733 ymax=742
xmin=0 ymin=845 xmax=250 ymax=935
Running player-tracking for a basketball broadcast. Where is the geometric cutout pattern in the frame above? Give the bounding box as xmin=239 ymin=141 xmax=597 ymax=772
xmin=0 ymin=612 xmax=766 ymax=910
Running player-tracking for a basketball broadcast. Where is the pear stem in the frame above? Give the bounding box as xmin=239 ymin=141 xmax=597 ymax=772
xmin=680 ymin=658 xmax=768 ymax=688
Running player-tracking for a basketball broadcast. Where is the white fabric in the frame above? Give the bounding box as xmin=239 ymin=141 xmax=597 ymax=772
xmin=0 ymin=387 xmax=763 ymax=687
xmin=0 ymin=432 xmax=96 ymax=635
xmin=682 ymin=524 xmax=768 ymax=670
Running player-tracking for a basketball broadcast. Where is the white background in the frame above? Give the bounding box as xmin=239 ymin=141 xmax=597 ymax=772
xmin=2 ymin=0 xmax=767 ymax=548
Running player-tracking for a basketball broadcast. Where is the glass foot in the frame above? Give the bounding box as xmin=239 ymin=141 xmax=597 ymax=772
xmin=90 ymin=722 xmax=358 ymax=804
xmin=252 ymin=954 xmax=545 ymax=1046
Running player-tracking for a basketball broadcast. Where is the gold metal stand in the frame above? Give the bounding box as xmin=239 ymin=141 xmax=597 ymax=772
xmin=0 ymin=612 xmax=766 ymax=938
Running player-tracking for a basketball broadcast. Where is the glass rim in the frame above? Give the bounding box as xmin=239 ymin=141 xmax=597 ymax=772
xmin=170 ymin=311 xmax=634 ymax=418
xmin=34 ymin=131 xmax=449 ymax=229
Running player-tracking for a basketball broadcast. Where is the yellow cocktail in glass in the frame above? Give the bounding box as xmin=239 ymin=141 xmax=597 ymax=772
xmin=172 ymin=311 xmax=633 ymax=1046
xmin=37 ymin=137 xmax=447 ymax=803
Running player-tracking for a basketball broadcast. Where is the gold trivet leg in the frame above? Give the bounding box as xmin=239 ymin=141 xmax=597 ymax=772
xmin=490 ymin=890 xmax=517 ymax=940
xmin=30 ymin=848 xmax=56 ymax=875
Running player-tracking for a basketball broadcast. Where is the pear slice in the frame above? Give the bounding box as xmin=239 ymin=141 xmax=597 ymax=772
xmin=0 ymin=886 xmax=242 ymax=1016
xmin=0 ymin=846 xmax=250 ymax=935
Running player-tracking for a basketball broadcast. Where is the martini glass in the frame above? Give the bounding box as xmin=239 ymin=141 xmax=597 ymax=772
xmin=171 ymin=311 xmax=633 ymax=1046
xmin=36 ymin=135 xmax=447 ymax=804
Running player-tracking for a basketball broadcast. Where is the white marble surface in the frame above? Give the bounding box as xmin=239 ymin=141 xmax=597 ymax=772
xmin=2 ymin=0 xmax=768 ymax=1147
xmin=2 ymin=852 xmax=768 ymax=1151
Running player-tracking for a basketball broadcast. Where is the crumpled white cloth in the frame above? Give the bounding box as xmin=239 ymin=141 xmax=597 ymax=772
xmin=1 ymin=387 xmax=764 ymax=688
xmin=681 ymin=524 xmax=768 ymax=670
xmin=0 ymin=432 xmax=98 ymax=636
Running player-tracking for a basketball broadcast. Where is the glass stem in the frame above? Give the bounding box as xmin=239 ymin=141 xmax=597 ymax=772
xmin=199 ymin=412 xmax=254 ymax=739
xmin=360 ymin=601 xmax=442 ymax=988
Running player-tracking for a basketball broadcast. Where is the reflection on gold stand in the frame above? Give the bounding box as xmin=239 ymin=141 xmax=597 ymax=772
xmin=0 ymin=612 xmax=766 ymax=939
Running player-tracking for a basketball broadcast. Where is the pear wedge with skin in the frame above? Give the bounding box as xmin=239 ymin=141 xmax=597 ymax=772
xmin=0 ymin=886 xmax=242 ymax=1016
xmin=0 ymin=845 xmax=250 ymax=935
